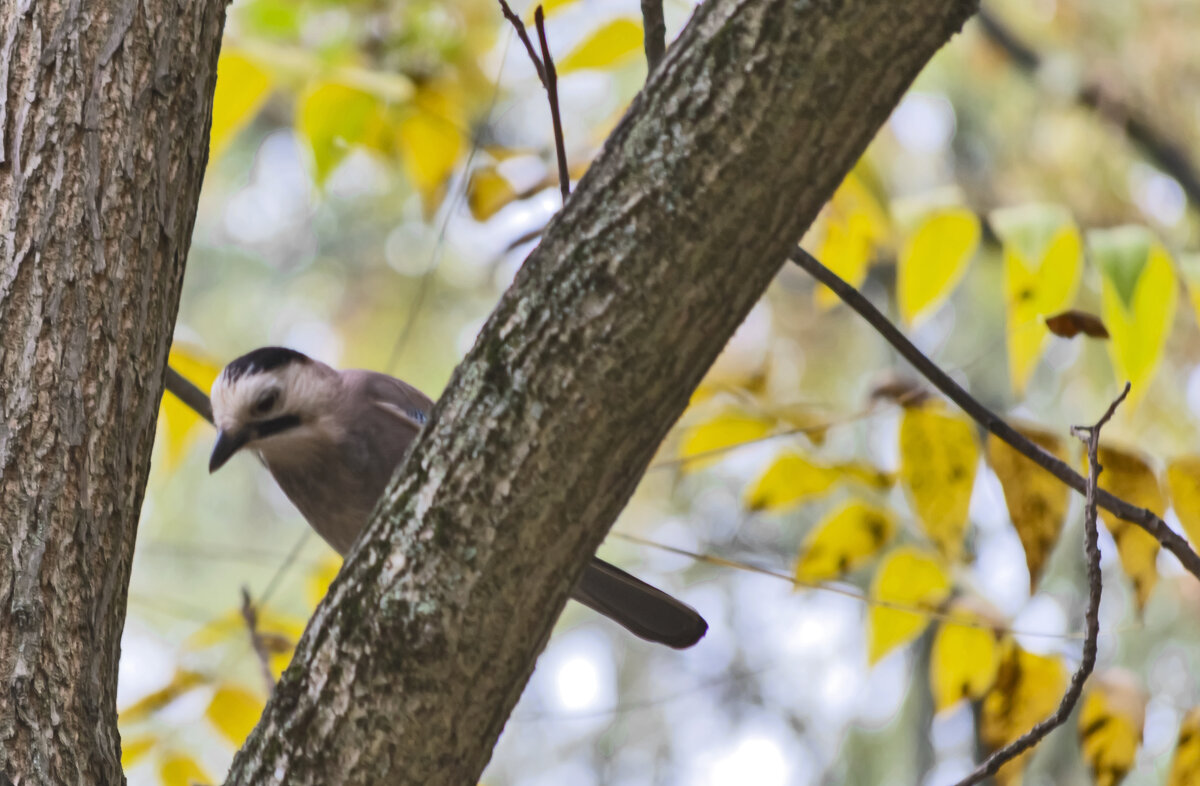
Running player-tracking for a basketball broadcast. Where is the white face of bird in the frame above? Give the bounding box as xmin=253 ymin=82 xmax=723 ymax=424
xmin=208 ymin=347 xmax=340 ymax=471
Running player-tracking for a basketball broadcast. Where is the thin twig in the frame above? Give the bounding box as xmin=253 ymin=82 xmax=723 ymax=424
xmin=495 ymin=0 xmax=546 ymax=86
xmin=240 ymin=587 xmax=277 ymax=698
xmin=386 ymin=36 xmax=510 ymax=373
xmin=610 ymin=531 xmax=1094 ymax=642
xmin=790 ymin=248 xmax=1200 ymax=582
xmin=976 ymin=8 xmax=1200 ymax=210
xmin=164 ymin=366 xmax=213 ymax=425
xmin=954 ymin=383 xmax=1128 ymax=785
xmin=640 ymin=0 xmax=667 ymax=71
xmin=534 ymin=7 xmax=570 ymax=202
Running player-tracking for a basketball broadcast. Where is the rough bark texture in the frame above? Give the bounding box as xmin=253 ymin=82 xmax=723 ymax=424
xmin=226 ymin=0 xmax=977 ymax=784
xmin=0 ymin=2 xmax=226 ymax=783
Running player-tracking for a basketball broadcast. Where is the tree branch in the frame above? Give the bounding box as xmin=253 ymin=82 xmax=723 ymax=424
xmin=534 ymin=7 xmax=570 ymax=202
xmin=241 ymin=588 xmax=277 ymax=698
xmin=166 ymin=365 xmax=215 ymax=425
xmin=641 ymin=0 xmax=667 ymax=70
xmin=790 ymin=248 xmax=1200 ymax=581
xmin=955 ymin=383 xmax=1127 ymax=786
xmin=976 ymin=8 xmax=1200 ymax=210
xmin=496 ymin=0 xmax=547 ymax=86
xmin=0 ymin=0 xmax=228 ymax=780
xmin=222 ymin=2 xmax=980 ymax=783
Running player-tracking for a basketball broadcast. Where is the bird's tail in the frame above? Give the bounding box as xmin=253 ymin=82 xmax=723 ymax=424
xmin=572 ymin=558 xmax=707 ymax=649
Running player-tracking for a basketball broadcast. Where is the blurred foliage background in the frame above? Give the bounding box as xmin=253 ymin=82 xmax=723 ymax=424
xmin=120 ymin=0 xmax=1200 ymax=784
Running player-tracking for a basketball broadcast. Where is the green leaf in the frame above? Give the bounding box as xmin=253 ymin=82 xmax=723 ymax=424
xmin=297 ymin=81 xmax=388 ymax=184
xmin=989 ymin=203 xmax=1073 ymax=267
xmin=1089 ymin=225 xmax=1154 ymax=309
xmin=238 ymin=0 xmax=301 ymax=36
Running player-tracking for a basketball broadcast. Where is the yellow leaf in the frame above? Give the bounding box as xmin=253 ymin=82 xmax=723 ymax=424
xmin=1079 ymin=672 xmax=1146 ymax=786
xmin=1092 ymin=227 xmax=1178 ymax=410
xmin=1178 ymin=254 xmax=1200 ymax=331
xmin=467 ymin=167 xmax=518 ymax=221
xmin=987 ymin=428 xmax=1071 ymax=591
xmin=118 ymin=670 xmax=206 ymax=724
xmin=677 ymin=411 xmax=773 ymax=470
xmin=158 ymin=751 xmax=211 ymax=786
xmin=980 ymin=641 xmax=1068 ymax=786
xmin=746 ymin=453 xmax=841 ymax=511
xmin=559 ymin=19 xmax=644 ymax=73
xmin=836 ymin=461 xmax=895 ymax=490
xmin=540 ymin=0 xmax=578 ymax=14
xmin=1091 ymin=446 xmax=1165 ymax=612
xmin=897 ymin=207 xmax=980 ymax=325
xmin=121 ymin=734 xmax=157 ymax=769
xmin=307 ymin=553 xmax=343 ymax=608
xmin=1167 ymin=456 xmax=1200 ymax=550
xmin=159 ymin=345 xmax=221 ymax=470
xmin=867 ymin=547 xmax=952 ymax=664
xmin=1168 ymin=707 xmax=1200 ymax=786
xmin=899 ymin=405 xmax=979 ymax=561
xmin=396 ymin=85 xmax=465 ymax=217
xmin=269 ymin=648 xmax=294 ymax=681
xmin=930 ymin=605 xmax=1001 ymax=712
xmin=794 ymin=500 xmax=896 ymax=583
xmin=210 ymin=51 xmax=273 ymax=159
xmin=991 ymin=207 xmax=1082 ymax=392
xmin=812 ymin=172 xmax=890 ymax=309
xmin=185 ymin=608 xmax=305 ymax=651
xmin=206 ymin=685 xmax=265 ymax=747
xmin=297 ymin=81 xmax=388 ymax=184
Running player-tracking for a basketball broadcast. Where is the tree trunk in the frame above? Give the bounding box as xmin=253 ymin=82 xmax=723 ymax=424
xmin=0 ymin=2 xmax=226 ymax=783
xmin=225 ymin=1 xmax=977 ymax=784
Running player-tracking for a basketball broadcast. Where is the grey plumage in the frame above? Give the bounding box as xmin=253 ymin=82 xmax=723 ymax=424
xmin=209 ymin=347 xmax=707 ymax=648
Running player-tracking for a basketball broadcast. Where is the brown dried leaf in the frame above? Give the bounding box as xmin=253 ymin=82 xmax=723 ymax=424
xmin=1045 ymin=309 xmax=1109 ymax=339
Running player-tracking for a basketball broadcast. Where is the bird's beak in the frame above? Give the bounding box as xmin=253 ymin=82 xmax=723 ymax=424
xmin=209 ymin=428 xmax=249 ymax=473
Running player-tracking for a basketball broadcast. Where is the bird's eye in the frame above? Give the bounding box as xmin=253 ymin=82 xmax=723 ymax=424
xmin=253 ymin=389 xmax=280 ymax=416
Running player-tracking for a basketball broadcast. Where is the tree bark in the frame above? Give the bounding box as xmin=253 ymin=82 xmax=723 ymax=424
xmin=0 ymin=2 xmax=226 ymax=783
xmin=225 ymin=0 xmax=977 ymax=784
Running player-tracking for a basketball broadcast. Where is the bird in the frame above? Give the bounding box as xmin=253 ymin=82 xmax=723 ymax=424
xmin=207 ymin=346 xmax=708 ymax=648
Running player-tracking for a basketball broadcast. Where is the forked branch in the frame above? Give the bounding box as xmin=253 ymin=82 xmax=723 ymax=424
xmin=954 ymin=383 xmax=1127 ymax=786
xmin=791 ymin=248 xmax=1200 ymax=581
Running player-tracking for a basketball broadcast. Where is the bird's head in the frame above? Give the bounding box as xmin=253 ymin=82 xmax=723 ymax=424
xmin=208 ymin=346 xmax=341 ymax=472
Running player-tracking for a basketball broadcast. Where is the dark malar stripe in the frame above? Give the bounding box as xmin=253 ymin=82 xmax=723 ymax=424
xmin=253 ymin=414 xmax=302 ymax=439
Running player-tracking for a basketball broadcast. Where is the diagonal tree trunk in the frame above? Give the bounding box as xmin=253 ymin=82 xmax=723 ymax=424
xmin=0 ymin=2 xmax=226 ymax=783
xmin=225 ymin=1 xmax=978 ymax=784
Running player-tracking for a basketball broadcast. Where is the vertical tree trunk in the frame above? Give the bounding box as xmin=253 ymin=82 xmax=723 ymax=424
xmin=0 ymin=2 xmax=226 ymax=782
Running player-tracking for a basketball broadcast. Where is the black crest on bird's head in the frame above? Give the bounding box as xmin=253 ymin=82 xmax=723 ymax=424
xmin=221 ymin=346 xmax=311 ymax=383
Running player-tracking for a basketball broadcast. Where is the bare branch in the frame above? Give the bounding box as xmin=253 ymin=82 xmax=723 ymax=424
xmin=493 ymin=3 xmax=570 ymax=202
xmin=495 ymin=0 xmax=547 ymax=86
xmin=790 ymin=248 xmax=1200 ymax=581
xmin=977 ymin=8 xmax=1200 ymax=211
xmin=534 ymin=7 xmax=570 ymax=202
xmin=955 ymin=382 xmax=1128 ymax=785
xmin=165 ymin=365 xmax=214 ymax=425
xmin=641 ymin=0 xmax=667 ymax=70
xmin=240 ymin=587 xmax=277 ymax=699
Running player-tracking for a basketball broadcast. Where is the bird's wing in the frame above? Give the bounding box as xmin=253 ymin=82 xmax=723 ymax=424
xmin=341 ymin=369 xmax=435 ymax=434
